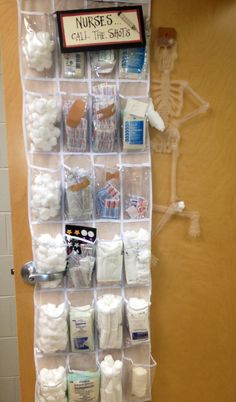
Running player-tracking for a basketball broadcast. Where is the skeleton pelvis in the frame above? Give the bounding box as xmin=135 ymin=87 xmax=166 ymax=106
xmin=152 ymin=125 xmax=180 ymax=154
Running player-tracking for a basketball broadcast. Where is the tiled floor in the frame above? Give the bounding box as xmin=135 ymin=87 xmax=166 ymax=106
xmin=0 ymin=51 xmax=20 ymax=402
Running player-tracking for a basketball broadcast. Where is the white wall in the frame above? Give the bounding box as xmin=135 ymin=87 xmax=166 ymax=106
xmin=0 ymin=50 xmax=20 ymax=402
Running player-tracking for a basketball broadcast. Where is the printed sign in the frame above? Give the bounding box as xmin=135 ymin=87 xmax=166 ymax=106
xmin=56 ymin=6 xmax=146 ymax=52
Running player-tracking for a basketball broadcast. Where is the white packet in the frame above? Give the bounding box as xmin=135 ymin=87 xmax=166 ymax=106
xmin=68 ymin=369 xmax=100 ymax=402
xmin=126 ymin=297 xmax=150 ymax=344
xmin=69 ymin=305 xmax=95 ymax=352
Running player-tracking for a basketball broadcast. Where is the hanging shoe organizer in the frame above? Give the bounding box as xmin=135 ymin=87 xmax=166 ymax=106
xmin=17 ymin=0 xmax=159 ymax=400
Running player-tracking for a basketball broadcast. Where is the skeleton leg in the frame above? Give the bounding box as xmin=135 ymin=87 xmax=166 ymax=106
xmin=153 ymin=204 xmax=200 ymax=238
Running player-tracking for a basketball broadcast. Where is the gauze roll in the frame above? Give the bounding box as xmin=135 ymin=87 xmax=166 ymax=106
xmin=23 ymin=31 xmax=55 ymax=72
xmin=126 ymin=298 xmax=150 ymax=344
xmin=131 ymin=366 xmax=148 ymax=398
xmin=123 ymin=228 xmax=151 ymax=285
xmin=37 ymin=366 xmax=67 ymax=402
xmin=100 ymin=355 xmax=123 ymax=402
xmin=97 ymin=294 xmax=123 ymax=349
xmin=38 ymin=303 xmax=68 ymax=353
xmin=31 ymin=173 xmax=61 ymax=221
xmin=26 ymin=94 xmax=61 ymax=152
xmin=69 ymin=304 xmax=95 ymax=352
xmin=96 ymin=236 xmax=123 ymax=283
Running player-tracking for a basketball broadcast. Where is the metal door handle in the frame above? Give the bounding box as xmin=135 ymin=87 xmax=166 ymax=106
xmin=21 ymin=261 xmax=66 ymax=285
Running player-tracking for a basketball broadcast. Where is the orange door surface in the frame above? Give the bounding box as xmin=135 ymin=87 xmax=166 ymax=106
xmin=1 ymin=0 xmax=236 ymax=402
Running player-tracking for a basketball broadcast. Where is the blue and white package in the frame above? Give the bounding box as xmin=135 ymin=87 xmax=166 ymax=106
xmin=123 ymin=99 xmax=148 ymax=151
xmin=69 ymin=305 xmax=95 ymax=352
xmin=126 ymin=297 xmax=150 ymax=345
xmin=119 ymin=47 xmax=147 ymax=79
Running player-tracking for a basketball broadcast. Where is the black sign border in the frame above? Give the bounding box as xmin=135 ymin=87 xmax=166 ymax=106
xmin=56 ymin=5 xmax=146 ymax=53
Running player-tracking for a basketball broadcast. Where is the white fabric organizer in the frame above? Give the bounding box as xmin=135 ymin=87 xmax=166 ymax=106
xmin=17 ymin=0 xmax=157 ymax=401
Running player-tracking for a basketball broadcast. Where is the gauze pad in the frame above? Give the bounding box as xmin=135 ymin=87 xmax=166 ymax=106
xmin=69 ymin=304 xmax=95 ymax=352
xmin=68 ymin=369 xmax=100 ymax=402
xmin=126 ymin=297 xmax=150 ymax=344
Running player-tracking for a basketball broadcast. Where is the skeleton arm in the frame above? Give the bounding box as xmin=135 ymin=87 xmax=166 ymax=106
xmin=173 ymin=82 xmax=209 ymax=127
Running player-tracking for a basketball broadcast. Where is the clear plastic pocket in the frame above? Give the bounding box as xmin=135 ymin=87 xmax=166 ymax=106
xmin=30 ymin=165 xmax=62 ymax=223
xmin=33 ymin=231 xmax=67 ymax=289
xmin=63 ymin=95 xmax=89 ymax=153
xmin=61 ymin=52 xmax=86 ymax=79
xmin=123 ymin=166 xmax=151 ymax=220
xmin=123 ymin=344 xmax=157 ymax=402
xmin=25 ymin=93 xmax=61 ymax=153
xmin=96 ymin=237 xmax=123 ymax=285
xmin=124 ymin=287 xmax=151 ymax=346
xmin=67 ymin=290 xmax=95 ymax=352
xmin=64 ymin=155 xmax=93 ymax=221
xmin=96 ymin=289 xmax=123 ymax=350
xmin=121 ymin=97 xmax=149 ymax=152
xmin=68 ymin=353 xmax=100 ymax=402
xmin=123 ymin=228 xmax=151 ymax=285
xmin=35 ymin=354 xmax=67 ymax=402
xmin=119 ymin=46 xmax=148 ymax=80
xmin=99 ymin=352 xmax=123 ymax=402
xmin=92 ymin=83 xmax=118 ymax=153
xmin=21 ymin=13 xmax=56 ymax=79
xmin=67 ymin=242 xmax=95 ymax=289
xmin=35 ymin=290 xmax=68 ymax=354
xmin=95 ymin=166 xmax=121 ymax=220
xmin=90 ymin=49 xmax=117 ymax=79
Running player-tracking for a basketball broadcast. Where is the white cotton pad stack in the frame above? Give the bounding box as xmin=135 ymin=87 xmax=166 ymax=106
xmin=38 ymin=303 xmax=68 ymax=353
xmin=97 ymin=294 xmax=123 ymax=349
xmin=131 ymin=366 xmax=148 ymax=399
xmin=126 ymin=298 xmax=150 ymax=344
xmin=23 ymin=31 xmax=55 ymax=72
xmin=26 ymin=94 xmax=61 ymax=152
xmin=100 ymin=355 xmax=123 ymax=402
xmin=123 ymin=228 xmax=151 ymax=285
xmin=38 ymin=366 xmax=67 ymax=402
xmin=35 ymin=234 xmax=66 ymax=273
xmin=31 ymin=173 xmax=61 ymax=221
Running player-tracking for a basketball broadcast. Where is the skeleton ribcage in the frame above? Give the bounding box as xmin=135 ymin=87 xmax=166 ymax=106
xmin=152 ymin=80 xmax=185 ymax=153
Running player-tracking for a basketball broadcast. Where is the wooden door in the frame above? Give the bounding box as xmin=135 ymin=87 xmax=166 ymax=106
xmin=1 ymin=0 xmax=236 ymax=402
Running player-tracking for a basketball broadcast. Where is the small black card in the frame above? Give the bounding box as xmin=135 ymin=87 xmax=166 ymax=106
xmin=56 ymin=5 xmax=146 ymax=53
xmin=65 ymin=224 xmax=96 ymax=254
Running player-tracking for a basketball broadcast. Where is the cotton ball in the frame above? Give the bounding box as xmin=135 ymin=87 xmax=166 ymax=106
xmin=38 ymin=366 xmax=67 ymax=402
xmin=26 ymin=95 xmax=61 ymax=151
xmin=38 ymin=303 xmax=68 ymax=353
xmin=24 ymin=31 xmax=55 ymax=72
xmin=35 ymin=233 xmax=67 ymax=275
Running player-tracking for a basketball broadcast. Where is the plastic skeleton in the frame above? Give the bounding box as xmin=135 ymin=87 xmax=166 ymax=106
xmin=151 ymin=28 xmax=209 ymax=236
